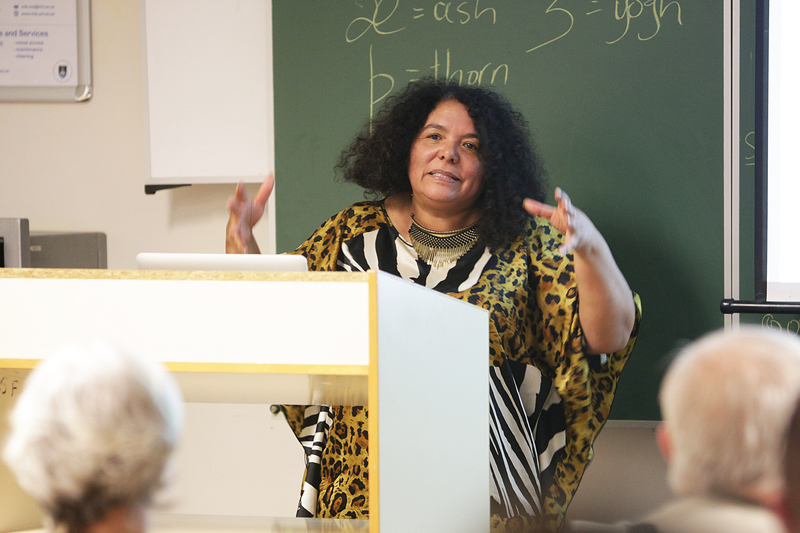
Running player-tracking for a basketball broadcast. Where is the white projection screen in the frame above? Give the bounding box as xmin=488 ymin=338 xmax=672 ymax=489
xmin=758 ymin=0 xmax=800 ymax=302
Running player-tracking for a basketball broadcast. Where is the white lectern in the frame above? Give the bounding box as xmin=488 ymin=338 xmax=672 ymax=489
xmin=0 ymin=269 xmax=489 ymax=533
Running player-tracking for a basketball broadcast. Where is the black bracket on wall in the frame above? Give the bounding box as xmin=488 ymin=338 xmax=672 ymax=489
xmin=144 ymin=184 xmax=191 ymax=195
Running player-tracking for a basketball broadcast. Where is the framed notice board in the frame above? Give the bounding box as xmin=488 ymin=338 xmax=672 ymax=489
xmin=271 ymin=1 xmax=728 ymax=420
xmin=0 ymin=0 xmax=91 ymax=102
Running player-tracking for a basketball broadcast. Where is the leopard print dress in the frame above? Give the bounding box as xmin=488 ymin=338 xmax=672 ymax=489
xmin=280 ymin=201 xmax=642 ymax=531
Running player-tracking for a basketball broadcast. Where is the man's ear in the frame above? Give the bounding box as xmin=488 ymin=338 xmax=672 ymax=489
xmin=656 ymin=422 xmax=672 ymax=462
xmin=769 ymin=497 xmax=793 ymax=532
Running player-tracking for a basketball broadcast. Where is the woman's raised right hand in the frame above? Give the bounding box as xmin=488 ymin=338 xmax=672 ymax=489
xmin=226 ymin=174 xmax=274 ymax=254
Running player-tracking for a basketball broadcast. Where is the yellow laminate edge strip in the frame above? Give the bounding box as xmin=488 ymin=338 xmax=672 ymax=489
xmin=0 ymin=359 xmax=41 ymax=369
xmin=367 ymin=270 xmax=380 ymax=533
xmin=0 ymin=359 xmax=369 ymax=375
xmin=0 ymin=268 xmax=369 ymax=283
xmin=164 ymin=362 xmax=369 ymax=375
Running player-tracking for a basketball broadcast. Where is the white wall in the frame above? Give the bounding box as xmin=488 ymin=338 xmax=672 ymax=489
xmin=568 ymin=424 xmax=673 ymax=523
xmin=0 ymin=2 xmax=672 ymax=529
xmin=157 ymin=403 xmax=304 ymax=518
xmin=0 ymin=1 xmax=272 ymax=270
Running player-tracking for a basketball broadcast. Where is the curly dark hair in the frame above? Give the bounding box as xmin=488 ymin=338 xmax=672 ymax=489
xmin=336 ymin=78 xmax=547 ymax=249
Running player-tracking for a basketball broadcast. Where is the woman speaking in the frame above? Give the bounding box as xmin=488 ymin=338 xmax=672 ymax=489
xmin=226 ymin=78 xmax=641 ymax=532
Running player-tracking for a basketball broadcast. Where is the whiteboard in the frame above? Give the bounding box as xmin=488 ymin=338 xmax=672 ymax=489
xmin=0 ymin=0 xmax=91 ymax=102
xmin=141 ymin=0 xmax=274 ymax=186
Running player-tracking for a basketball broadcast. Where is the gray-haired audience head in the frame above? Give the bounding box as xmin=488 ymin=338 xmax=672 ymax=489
xmin=780 ymin=395 xmax=800 ymax=532
xmin=658 ymin=326 xmax=800 ymax=504
xmin=2 ymin=341 xmax=183 ymax=533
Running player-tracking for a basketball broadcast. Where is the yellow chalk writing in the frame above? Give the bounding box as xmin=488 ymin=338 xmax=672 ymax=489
xmin=744 ymin=131 xmax=756 ymax=167
xmin=346 ymin=0 xmax=406 ymax=43
xmin=607 ymin=0 xmax=682 ymax=45
xmin=762 ymin=314 xmax=800 ymax=335
xmin=527 ymin=0 xmax=574 ymax=53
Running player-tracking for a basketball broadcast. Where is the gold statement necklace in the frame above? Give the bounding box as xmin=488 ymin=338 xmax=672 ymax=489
xmin=408 ymin=215 xmax=480 ymax=267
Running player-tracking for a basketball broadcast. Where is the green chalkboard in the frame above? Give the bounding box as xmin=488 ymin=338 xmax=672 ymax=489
xmin=272 ymin=1 xmax=725 ymax=420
